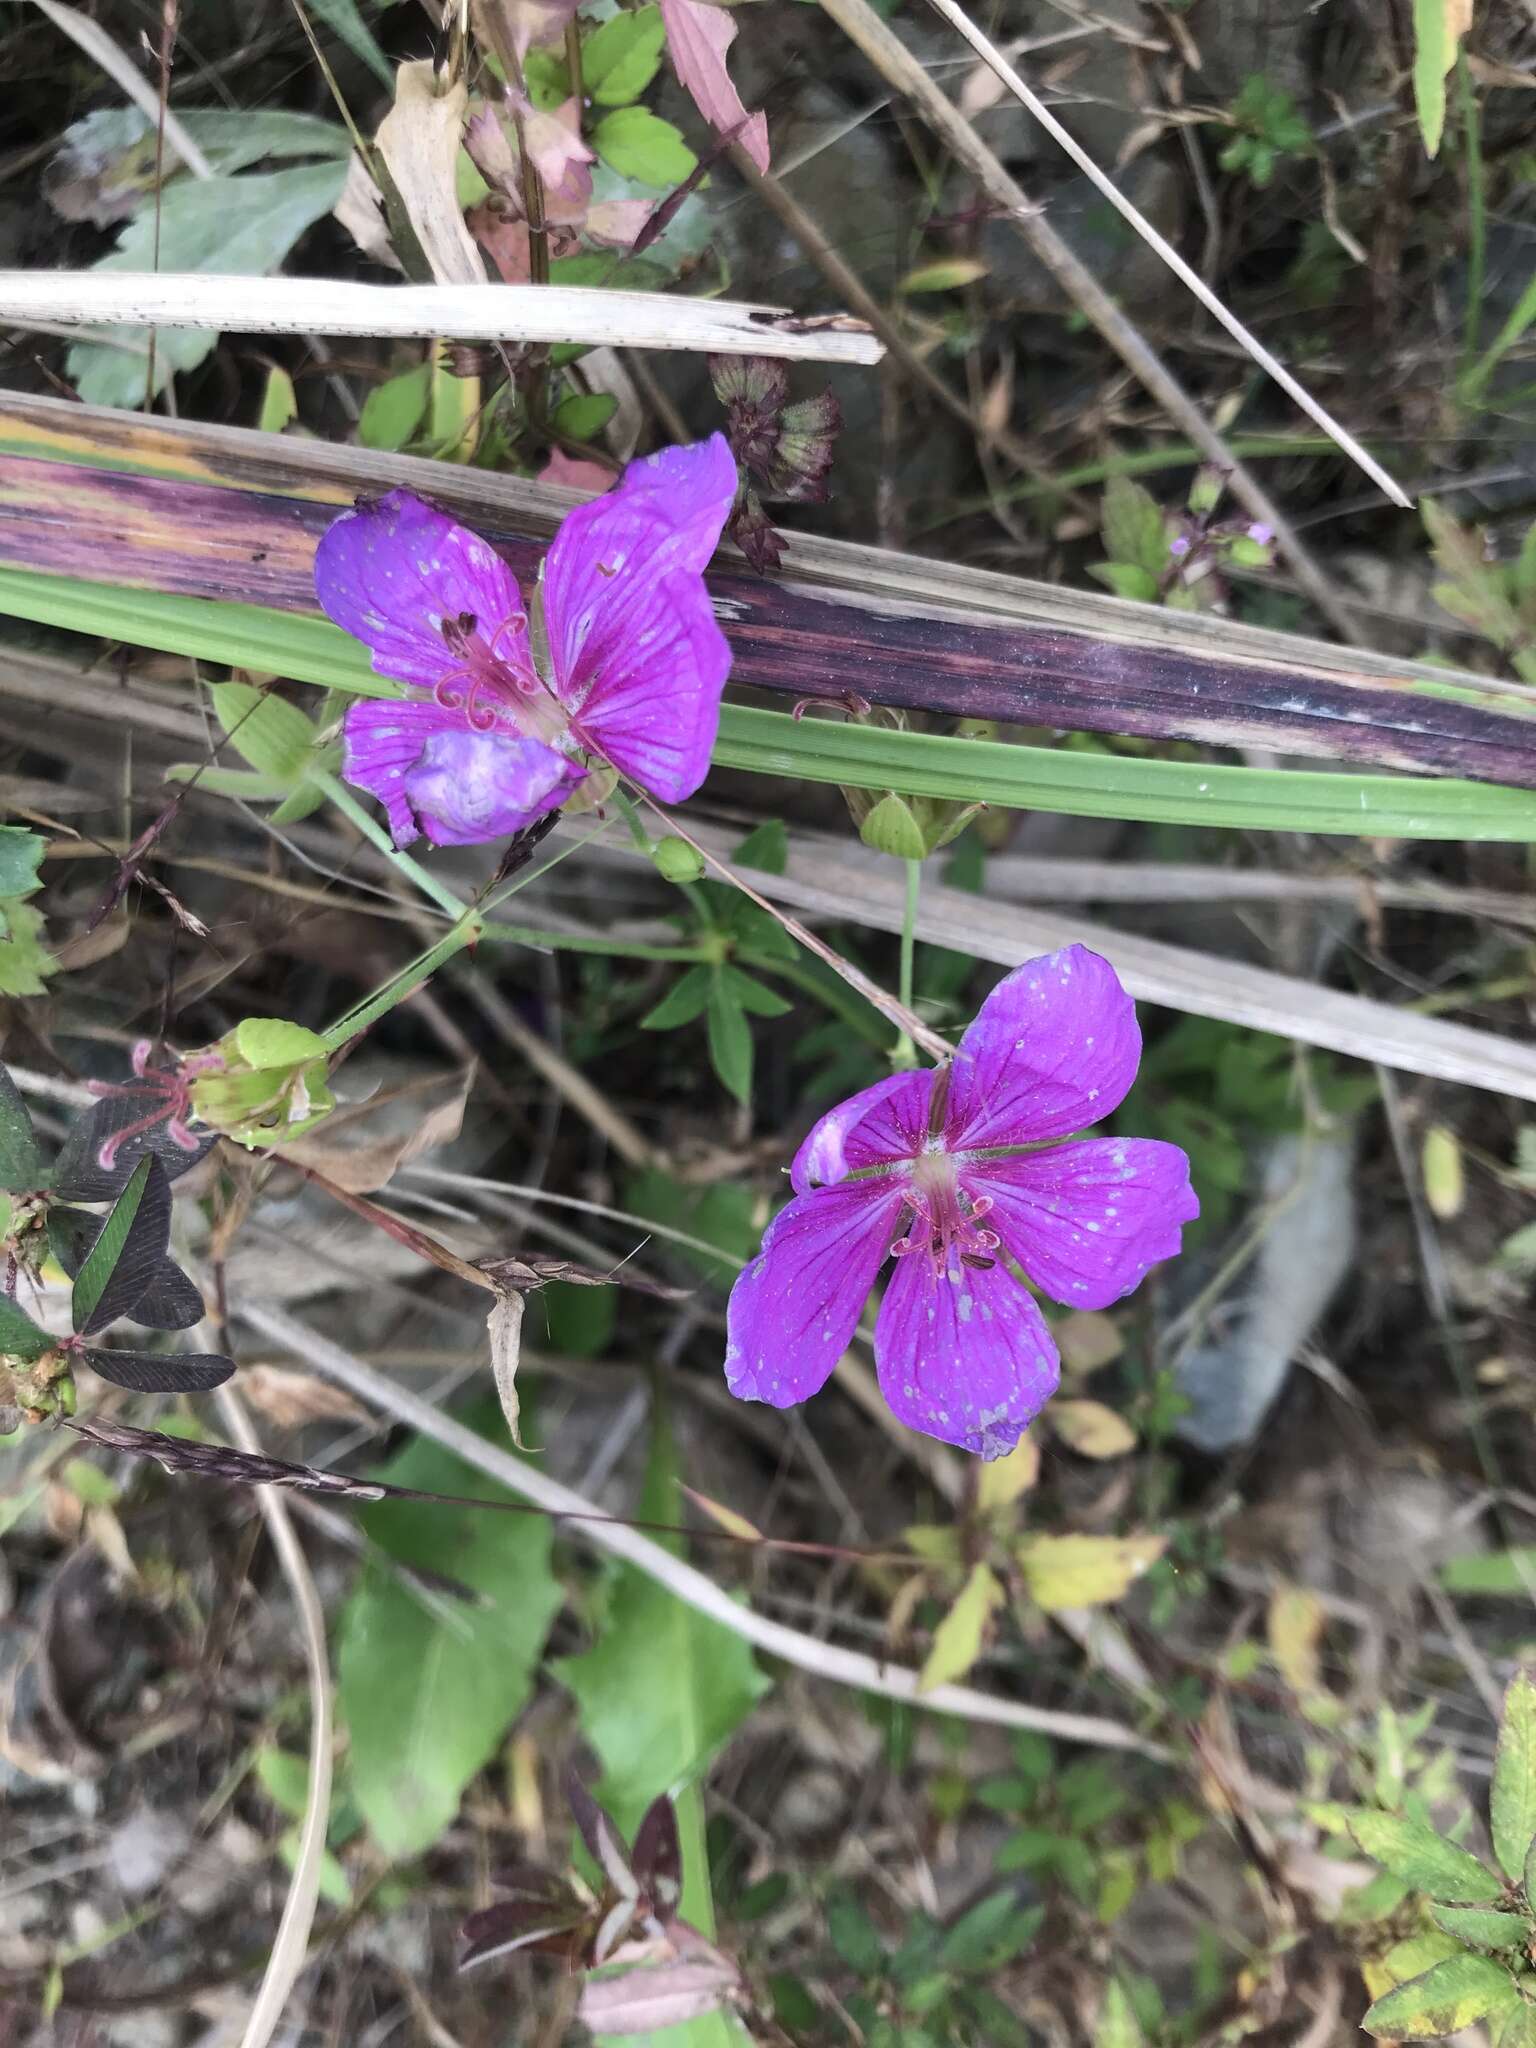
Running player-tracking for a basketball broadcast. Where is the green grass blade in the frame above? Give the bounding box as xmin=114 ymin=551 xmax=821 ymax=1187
xmin=5 ymin=566 xmax=1536 ymax=840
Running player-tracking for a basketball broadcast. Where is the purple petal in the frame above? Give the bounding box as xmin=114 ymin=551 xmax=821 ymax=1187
xmin=725 ymin=1183 xmax=901 ymax=1409
xmin=944 ymin=946 xmax=1142 ymax=1150
xmin=791 ymin=1070 xmax=933 ymax=1193
xmin=343 ymin=699 xmax=583 ymax=848
xmin=316 ymin=490 xmax=534 ymax=696
xmin=874 ymin=1253 xmax=1059 ymax=1459
xmin=541 ymin=436 xmax=738 ymax=800
xmin=968 ymin=1137 xmax=1198 ymax=1311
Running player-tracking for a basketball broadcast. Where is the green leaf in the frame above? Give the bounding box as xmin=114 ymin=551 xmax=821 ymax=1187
xmin=733 ymin=819 xmax=787 ymax=874
xmin=937 ymin=1891 xmax=1041 ymax=1972
xmin=1430 ymin=1905 xmax=1531 ymax=1950
xmin=825 ymin=1890 xmax=886 ymax=1973
xmin=1363 ymin=1954 xmax=1516 ymax=2038
xmin=541 ymin=1281 xmax=617 ymax=1360
xmin=0 ymin=900 xmax=54 ymax=998
xmin=553 ymin=1406 xmax=768 ymax=1845
xmin=0 ymin=1066 xmax=43 ymax=1192
xmin=592 ymin=108 xmax=697 ymax=188
xmin=257 ymin=364 xmax=298 ymax=435
xmin=641 ymin=965 xmax=715 ymax=1031
xmin=897 ymin=256 xmax=989 ymax=294
xmin=1102 ymin=474 xmax=1169 ymax=577
xmin=0 ymin=828 xmax=44 ymax=900
xmin=336 ymin=1403 xmax=562 ymax=1861
xmin=625 ymin=1169 xmax=759 ymax=1289
xmin=1095 ymin=1980 xmax=1145 ymax=2048
xmin=9 ymin=573 xmax=1536 ymax=843
xmin=1412 ymin=0 xmax=1468 ymax=158
xmin=233 ymin=1018 xmax=329 ymax=1070
xmin=583 ymin=5 xmax=667 ymax=105
xmin=358 ymin=362 xmax=431 ymax=452
xmin=1089 ymin=561 xmax=1160 ymax=604
xmin=212 ymin=682 xmax=320 ymax=783
xmin=1348 ymin=1812 xmax=1503 ymax=1903
xmin=1440 ymin=1550 xmax=1536 ymax=1596
xmin=66 ymin=161 xmax=348 ymax=407
xmin=306 ymin=0 xmax=395 ymax=88
xmin=1492 ymin=1672 xmax=1536 ymax=1879
xmin=0 ymin=1296 xmax=55 ymax=1362
xmin=721 ymin=967 xmax=792 ymax=1019
xmin=918 ymin=1562 xmax=1003 ymax=1692
xmin=706 ymin=977 xmax=753 ymax=1104
xmin=552 ymin=391 xmax=618 ymax=442
xmin=1499 ymin=1998 xmax=1536 ymax=2048
xmin=71 ymin=1155 xmax=170 ymax=1335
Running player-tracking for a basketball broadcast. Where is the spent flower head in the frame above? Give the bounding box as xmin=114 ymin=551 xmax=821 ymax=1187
xmin=314 ymin=437 xmax=738 ymax=848
xmin=725 ymin=947 xmax=1197 ymax=1459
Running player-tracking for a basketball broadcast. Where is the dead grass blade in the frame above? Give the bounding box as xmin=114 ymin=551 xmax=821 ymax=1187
xmin=28 ymin=0 xmax=213 ymax=179
xmin=0 ymin=272 xmax=884 ymax=363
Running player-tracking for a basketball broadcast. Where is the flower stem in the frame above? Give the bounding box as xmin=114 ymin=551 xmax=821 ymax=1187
xmin=314 ymin=773 xmax=466 ymax=922
xmin=892 ymin=856 xmax=922 ymax=1070
xmin=321 ymin=917 xmax=481 ymax=1050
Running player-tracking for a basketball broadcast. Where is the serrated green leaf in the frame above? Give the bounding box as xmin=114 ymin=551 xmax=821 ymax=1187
xmin=553 ymin=1406 xmax=768 ymax=1842
xmin=1089 ymin=561 xmax=1161 ymax=604
xmin=0 ymin=1296 xmax=54 ymax=1362
xmin=211 ymin=681 xmax=320 ymax=784
xmin=358 ymin=362 xmax=431 ymax=452
xmin=918 ymin=1562 xmax=1003 ymax=1693
xmin=1349 ymin=1811 xmax=1503 ymax=1902
xmin=1493 ymin=1672 xmax=1536 ymax=1879
xmin=1363 ymin=1954 xmax=1515 ymax=2037
xmin=234 ymin=1018 xmax=329 ymax=1070
xmin=337 ymin=1403 xmax=562 ymax=1861
xmin=0 ymin=828 xmax=44 ymax=901
xmin=1430 ymin=1904 xmax=1530 ymax=1950
xmin=706 ymin=978 xmax=753 ymax=1105
xmin=583 ymin=5 xmax=666 ymax=105
xmin=641 ymin=964 xmax=715 ymax=1031
xmin=0 ymin=900 xmax=54 ymax=998
xmin=0 ymin=1066 xmax=43 ymax=1192
xmin=592 ymin=107 xmax=696 ymax=188
xmin=1102 ymin=474 xmax=1169 ymax=577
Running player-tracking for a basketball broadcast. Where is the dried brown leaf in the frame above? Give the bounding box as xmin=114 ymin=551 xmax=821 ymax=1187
xmin=283 ymin=1068 xmax=472 ymax=1193
xmin=238 ymin=1365 xmax=366 ymax=1430
xmin=488 ymin=1288 xmax=527 ymax=1448
xmin=376 ymin=62 xmax=486 ymax=286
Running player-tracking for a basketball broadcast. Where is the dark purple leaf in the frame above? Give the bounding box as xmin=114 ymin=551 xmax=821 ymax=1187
xmin=49 ymin=1205 xmax=203 ymax=1331
xmin=566 ymin=1770 xmax=636 ymax=1896
xmin=0 ymin=1065 xmax=44 ymax=1192
xmin=82 ymin=1348 xmax=235 ymax=1393
xmin=459 ymin=1900 xmax=594 ymax=1971
xmin=51 ymin=1093 xmax=213 ymax=1204
xmin=631 ymin=1796 xmax=682 ymax=1918
xmin=72 ymin=1155 xmax=172 ymax=1335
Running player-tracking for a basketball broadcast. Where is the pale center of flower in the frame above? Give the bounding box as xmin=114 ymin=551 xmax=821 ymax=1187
xmin=891 ymin=1146 xmax=1000 ymax=1277
xmin=434 ymin=612 xmax=568 ymax=747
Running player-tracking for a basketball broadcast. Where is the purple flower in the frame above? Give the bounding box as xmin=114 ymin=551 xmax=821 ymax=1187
xmin=314 ymin=435 xmax=739 ymax=848
xmin=725 ymin=947 xmax=1198 ymax=1460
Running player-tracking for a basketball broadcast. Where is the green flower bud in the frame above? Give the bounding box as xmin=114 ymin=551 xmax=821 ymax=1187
xmin=651 ymin=835 xmax=705 ymax=884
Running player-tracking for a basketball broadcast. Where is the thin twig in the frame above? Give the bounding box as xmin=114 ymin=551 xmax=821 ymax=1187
xmin=237 ymin=1299 xmax=1172 ymax=1758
